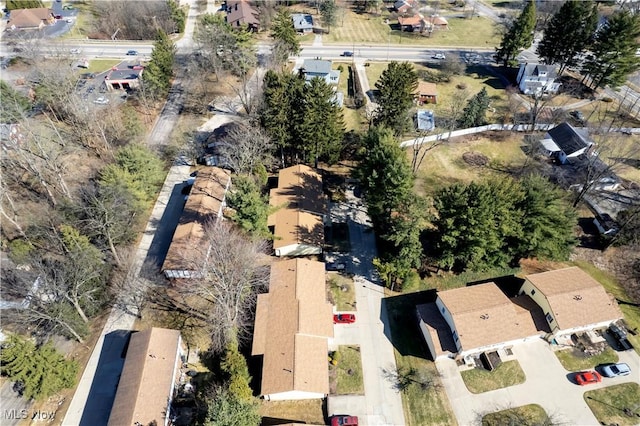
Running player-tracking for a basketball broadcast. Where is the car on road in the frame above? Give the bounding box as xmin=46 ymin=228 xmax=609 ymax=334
xmin=126 ymin=50 xmax=139 ymax=56
xmin=432 ymin=53 xmax=446 ymax=60
xmin=341 ymin=51 xmax=353 ymax=57
xmin=93 ymin=96 xmax=109 ymax=105
xmin=601 ymin=363 xmax=631 ymax=377
xmin=70 ymin=48 xmax=80 ymax=54
xmin=330 ymin=415 xmax=358 ymax=426
xmin=333 ymin=314 xmax=356 ymax=324
xmin=575 ymin=370 xmax=602 ymax=385
xmin=66 ymin=18 xmax=73 ymax=23
xmin=326 ymin=262 xmax=346 ymax=272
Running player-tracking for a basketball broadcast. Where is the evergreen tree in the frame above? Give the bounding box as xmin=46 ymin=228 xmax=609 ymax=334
xmin=296 ymin=77 xmax=345 ymax=166
xmin=458 ymin=87 xmax=490 ymax=128
xmin=0 ymin=80 xmax=31 ymax=122
xmin=537 ymin=1 xmax=598 ymax=74
xmin=168 ymin=0 xmax=186 ymax=33
xmin=142 ymin=29 xmax=176 ymax=97
xmin=582 ymin=11 xmax=640 ymax=89
xmin=226 ymin=175 xmax=270 ymax=238
xmin=516 ymin=175 xmax=577 ymax=260
xmin=1 ymin=335 xmax=78 ymax=400
xmin=374 ymin=62 xmax=418 ymax=135
xmin=495 ymin=0 xmax=536 ymax=67
xmin=204 ymin=387 xmax=260 ymax=426
xmin=220 ymin=338 xmax=253 ymax=402
xmin=271 ymin=8 xmax=300 ymax=64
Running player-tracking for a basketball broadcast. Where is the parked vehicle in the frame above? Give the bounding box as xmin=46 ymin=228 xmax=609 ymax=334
xmin=93 ymin=96 xmax=109 ymax=105
xmin=326 ymin=262 xmax=346 ymax=272
xmin=608 ymin=324 xmax=634 ymax=351
xmin=601 ymin=363 xmax=631 ymax=377
xmin=330 ymin=415 xmax=358 ymax=426
xmin=333 ymin=314 xmax=356 ymax=324
xmin=575 ymin=370 xmax=602 ymax=385
xmin=569 ymin=110 xmax=585 ymax=123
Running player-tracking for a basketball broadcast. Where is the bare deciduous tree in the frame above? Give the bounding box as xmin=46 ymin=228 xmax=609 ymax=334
xmin=218 ymin=122 xmax=274 ymax=174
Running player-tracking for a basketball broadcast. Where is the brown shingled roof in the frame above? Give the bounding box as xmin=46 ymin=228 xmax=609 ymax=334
xmin=438 ymin=283 xmax=540 ymax=351
xmin=108 ymin=328 xmax=182 ymax=426
xmin=162 ymin=167 xmax=231 ymax=278
xmin=415 ymin=81 xmax=437 ymax=96
xmin=8 ymin=8 xmax=53 ymax=29
xmin=525 ymin=267 xmax=623 ymax=330
xmin=252 ymin=258 xmax=333 ymax=397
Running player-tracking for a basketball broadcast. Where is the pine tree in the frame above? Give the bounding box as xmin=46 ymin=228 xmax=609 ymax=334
xmin=458 ymin=87 xmax=490 ymax=128
xmin=495 ymin=0 xmax=537 ymax=67
xmin=374 ymin=62 xmax=418 ymax=135
xmin=227 ymin=175 xmax=270 ymax=238
xmin=271 ymin=8 xmax=300 ymax=64
xmin=537 ymin=1 xmax=598 ymax=74
xmin=142 ymin=29 xmax=176 ymax=97
xmin=582 ymin=11 xmax=640 ymax=89
xmin=320 ymin=0 xmax=338 ymax=33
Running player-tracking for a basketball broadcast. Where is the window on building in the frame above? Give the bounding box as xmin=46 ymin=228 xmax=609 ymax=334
xmin=530 ymin=288 xmax=536 ymax=296
xmin=441 ymin=306 xmax=445 ymax=314
xmin=545 ymin=313 xmax=554 ymax=323
xmin=452 ymin=330 xmax=458 ymax=341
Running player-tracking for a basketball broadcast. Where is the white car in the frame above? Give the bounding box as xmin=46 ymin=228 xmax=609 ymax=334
xmin=432 ymin=53 xmax=446 ymax=60
xmin=93 ymin=96 xmax=109 ymax=105
xmin=70 ymin=48 xmax=80 ymax=54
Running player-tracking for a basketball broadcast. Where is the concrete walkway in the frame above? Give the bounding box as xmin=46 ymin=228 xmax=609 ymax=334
xmin=327 ymin=189 xmax=405 ymax=426
xmin=437 ymin=338 xmax=640 ymax=425
xmin=63 ymin=165 xmax=191 ymax=426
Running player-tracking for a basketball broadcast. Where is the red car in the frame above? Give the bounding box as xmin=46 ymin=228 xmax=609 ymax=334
xmin=330 ymin=415 xmax=358 ymax=426
xmin=333 ymin=313 xmax=356 ymax=324
xmin=575 ymin=370 xmax=602 ymax=385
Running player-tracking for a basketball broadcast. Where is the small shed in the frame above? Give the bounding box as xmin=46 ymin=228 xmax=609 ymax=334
xmin=414 ymin=81 xmax=438 ymax=104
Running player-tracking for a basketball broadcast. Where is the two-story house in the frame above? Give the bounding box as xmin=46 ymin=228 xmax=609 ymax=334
xmin=516 ymin=63 xmax=561 ymax=96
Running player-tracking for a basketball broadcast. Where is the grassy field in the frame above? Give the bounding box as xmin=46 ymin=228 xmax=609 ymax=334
xmin=584 ymin=383 xmax=640 ymax=425
xmin=482 ymin=404 xmax=550 ymax=426
xmin=328 ymin=274 xmax=356 ymax=311
xmin=460 ymin=361 xmax=526 ymax=394
xmin=324 ymin=6 xmax=499 ymax=48
xmin=386 ymin=294 xmax=457 ymax=426
xmin=554 ymin=348 xmax=619 ymax=372
xmin=260 ymin=399 xmax=326 ymax=425
xmin=330 ymin=345 xmax=365 ymax=395
xmin=334 ymin=61 xmax=368 ymax=132
xmin=410 ymin=132 xmax=530 ymax=196
xmin=571 ymin=261 xmax=640 ymax=355
xmin=84 ymin=59 xmax=121 ymax=74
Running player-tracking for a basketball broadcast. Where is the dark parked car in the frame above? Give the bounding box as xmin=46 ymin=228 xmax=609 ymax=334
xmin=608 ymin=324 xmax=634 ymax=351
xmin=330 ymin=415 xmax=358 ymax=426
xmin=326 ymin=262 xmax=346 ymax=271
xmin=569 ymin=110 xmax=585 ymax=123
xmin=601 ymin=362 xmax=631 ymax=377
xmin=126 ymin=50 xmax=139 ymax=56
xmin=575 ymin=370 xmax=602 ymax=386
xmin=333 ymin=314 xmax=356 ymax=324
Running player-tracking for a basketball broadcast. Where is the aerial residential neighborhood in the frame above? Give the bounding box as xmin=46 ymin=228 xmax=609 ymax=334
xmin=1 ymin=0 xmax=640 ymax=426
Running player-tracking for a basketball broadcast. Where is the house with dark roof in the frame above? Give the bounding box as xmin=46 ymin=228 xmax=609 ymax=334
xmin=268 ymin=165 xmax=327 ymax=257
xmin=539 ymin=122 xmax=595 ymax=164
xmin=162 ymin=167 xmax=231 ymax=279
xmin=301 ymin=59 xmax=340 ymax=85
xmin=516 ymin=63 xmax=561 ymax=96
xmin=225 ymin=0 xmax=259 ymax=31
xmin=104 ymin=62 xmax=144 ymax=91
xmin=520 ymin=267 xmax=623 ymax=339
xmin=252 ymin=258 xmax=333 ymax=400
xmin=8 ymin=8 xmax=54 ymax=30
xmin=108 ymin=328 xmax=184 ymax=426
xmin=292 ymin=13 xmax=313 ymax=33
xmin=418 ymin=283 xmax=546 ymax=360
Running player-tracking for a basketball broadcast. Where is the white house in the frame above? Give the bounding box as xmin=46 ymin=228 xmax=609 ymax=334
xmin=418 ymin=283 xmax=544 ymax=360
xmin=291 ymin=13 xmax=313 ymax=33
xmin=252 ymin=258 xmax=333 ymax=400
xmin=539 ymin=122 xmax=595 ymax=164
xmin=268 ymin=165 xmax=327 ymax=257
xmin=516 ymin=63 xmax=561 ymax=96
xmin=301 ymin=59 xmax=340 ymax=85
xmin=520 ymin=267 xmax=623 ymax=340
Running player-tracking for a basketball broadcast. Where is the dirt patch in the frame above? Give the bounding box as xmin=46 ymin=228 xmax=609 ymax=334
xmin=462 ymin=151 xmax=489 ymax=167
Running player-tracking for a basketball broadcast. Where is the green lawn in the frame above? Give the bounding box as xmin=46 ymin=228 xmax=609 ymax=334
xmin=334 ymin=62 xmax=367 ymax=132
xmin=460 ymin=360 xmax=526 ymax=394
xmin=386 ymin=295 xmax=457 ymax=426
xmin=584 ymin=383 xmax=640 ymax=426
xmin=84 ymin=59 xmax=121 ymax=74
xmin=328 ymin=274 xmax=356 ymax=311
xmin=572 ymin=261 xmax=640 ymax=356
xmin=554 ymin=347 xmax=619 ymax=372
xmin=330 ymin=345 xmax=365 ymax=395
xmin=482 ymin=404 xmax=550 ymax=426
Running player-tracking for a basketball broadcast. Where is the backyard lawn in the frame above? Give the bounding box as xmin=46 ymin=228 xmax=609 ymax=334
xmin=460 ymin=360 xmax=526 ymax=394
xmin=328 ymin=274 xmax=356 ymax=311
xmin=554 ymin=347 xmax=619 ymax=372
xmin=386 ymin=294 xmax=457 ymax=426
xmin=260 ymin=399 xmax=325 ymax=425
xmin=334 ymin=61 xmax=368 ymax=132
xmin=482 ymin=404 xmax=550 ymax=426
xmin=584 ymin=383 xmax=640 ymax=426
xmin=330 ymin=345 xmax=365 ymax=395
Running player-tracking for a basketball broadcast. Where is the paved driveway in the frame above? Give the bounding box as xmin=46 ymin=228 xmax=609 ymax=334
xmin=437 ymin=339 xmax=640 ymax=425
xmin=327 ymin=189 xmax=405 ymax=426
